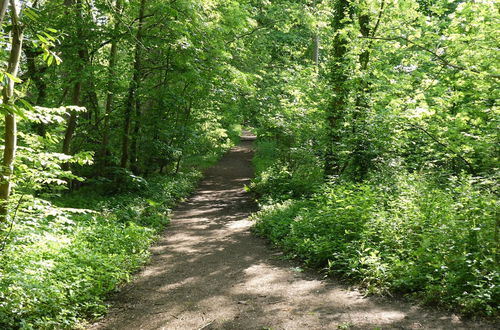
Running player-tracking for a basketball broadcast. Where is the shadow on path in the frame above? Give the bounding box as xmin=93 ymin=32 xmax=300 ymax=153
xmin=92 ymin=137 xmax=494 ymax=330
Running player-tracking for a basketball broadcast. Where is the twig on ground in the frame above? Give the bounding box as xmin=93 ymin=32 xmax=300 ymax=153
xmin=197 ymin=319 xmax=215 ymax=330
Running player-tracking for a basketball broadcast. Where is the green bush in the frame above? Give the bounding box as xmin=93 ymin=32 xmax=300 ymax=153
xmin=0 ymin=171 xmax=201 ymax=329
xmin=253 ymin=171 xmax=499 ymax=316
xmin=251 ymin=140 xmax=323 ymax=201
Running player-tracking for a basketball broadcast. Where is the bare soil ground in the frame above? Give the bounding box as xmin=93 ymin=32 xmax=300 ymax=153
xmin=91 ymin=135 xmax=496 ymax=330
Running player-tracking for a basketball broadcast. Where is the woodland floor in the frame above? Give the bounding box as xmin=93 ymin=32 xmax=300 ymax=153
xmin=91 ymin=133 xmax=496 ymax=330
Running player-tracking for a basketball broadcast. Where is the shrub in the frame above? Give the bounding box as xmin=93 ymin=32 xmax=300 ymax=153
xmin=252 ymin=170 xmax=499 ymax=316
xmin=251 ymin=140 xmax=323 ymax=201
xmin=0 ymin=171 xmax=202 ymax=329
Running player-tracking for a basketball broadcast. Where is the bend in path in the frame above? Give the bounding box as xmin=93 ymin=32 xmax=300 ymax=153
xmin=92 ymin=137 xmax=493 ymax=330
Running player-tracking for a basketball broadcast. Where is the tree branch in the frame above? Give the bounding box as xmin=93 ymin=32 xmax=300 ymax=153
xmin=407 ymin=123 xmax=476 ymax=175
xmin=364 ymin=35 xmax=500 ymax=79
xmin=371 ymin=0 xmax=385 ymax=38
xmin=225 ymin=23 xmax=274 ymax=46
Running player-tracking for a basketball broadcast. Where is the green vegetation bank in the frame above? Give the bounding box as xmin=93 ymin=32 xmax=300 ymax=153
xmin=0 ymin=0 xmax=497 ymax=328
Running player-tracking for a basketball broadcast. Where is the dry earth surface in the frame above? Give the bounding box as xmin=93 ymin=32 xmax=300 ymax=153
xmin=91 ymin=134 xmax=497 ymax=330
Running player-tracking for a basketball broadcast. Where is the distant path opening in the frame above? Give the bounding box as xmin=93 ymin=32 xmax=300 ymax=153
xmin=92 ymin=135 xmax=488 ymax=330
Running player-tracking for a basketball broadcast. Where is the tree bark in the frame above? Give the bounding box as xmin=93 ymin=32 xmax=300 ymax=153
xmin=25 ymin=48 xmax=48 ymax=136
xmin=84 ymin=81 xmax=100 ymax=125
xmin=61 ymin=0 xmax=88 ymax=163
xmin=0 ymin=0 xmax=23 ymax=222
xmin=121 ymin=0 xmax=146 ymax=168
xmin=0 ymin=0 xmax=8 ymax=26
xmin=324 ymin=0 xmax=351 ymax=177
xmin=62 ymin=82 xmax=82 ymax=156
xmin=349 ymin=10 xmax=372 ymax=180
xmin=175 ymin=99 xmax=193 ymax=174
xmin=99 ymin=0 xmax=123 ymax=171
xmin=129 ymin=98 xmax=142 ymax=173
xmin=312 ymin=34 xmax=320 ymax=66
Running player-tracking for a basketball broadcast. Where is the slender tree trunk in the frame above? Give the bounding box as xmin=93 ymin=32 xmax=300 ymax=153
xmin=84 ymin=82 xmax=100 ymax=125
xmin=324 ymin=0 xmax=351 ymax=177
xmin=25 ymin=48 xmax=48 ymax=136
xmin=62 ymin=82 xmax=82 ymax=156
xmin=62 ymin=0 xmax=88 ymax=163
xmin=312 ymin=34 xmax=320 ymax=66
xmin=99 ymin=0 xmax=123 ymax=171
xmin=0 ymin=0 xmax=23 ymax=222
xmin=121 ymin=91 xmax=133 ymax=168
xmin=358 ymin=14 xmax=371 ymax=71
xmin=174 ymin=99 xmax=193 ymax=174
xmin=309 ymin=0 xmax=320 ymax=67
xmin=121 ymin=0 xmax=146 ymax=168
xmin=129 ymin=98 xmax=142 ymax=173
xmin=61 ymin=0 xmax=81 ymax=156
xmin=62 ymin=111 xmax=80 ymax=160
xmin=0 ymin=0 xmax=8 ymax=26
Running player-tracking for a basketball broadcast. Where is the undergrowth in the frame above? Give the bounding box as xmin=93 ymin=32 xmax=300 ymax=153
xmin=0 ymin=171 xmax=201 ymax=329
xmin=0 ymin=124 xmax=241 ymax=329
xmin=251 ymin=139 xmax=499 ymax=317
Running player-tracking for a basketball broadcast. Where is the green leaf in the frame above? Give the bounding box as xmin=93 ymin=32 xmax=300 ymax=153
xmin=4 ymin=72 xmax=22 ymax=83
xmin=37 ymin=34 xmax=48 ymax=44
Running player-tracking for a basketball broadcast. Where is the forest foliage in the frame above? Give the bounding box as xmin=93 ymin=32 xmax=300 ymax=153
xmin=250 ymin=0 xmax=498 ymax=317
xmin=0 ymin=0 xmax=498 ymax=327
xmin=0 ymin=0 xmax=245 ymax=327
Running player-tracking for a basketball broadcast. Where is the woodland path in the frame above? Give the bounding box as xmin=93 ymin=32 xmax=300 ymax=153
xmin=92 ymin=133 xmax=492 ymax=330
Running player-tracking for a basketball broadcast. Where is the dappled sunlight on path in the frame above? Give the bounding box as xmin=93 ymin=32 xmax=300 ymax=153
xmin=91 ymin=136 xmax=491 ymax=330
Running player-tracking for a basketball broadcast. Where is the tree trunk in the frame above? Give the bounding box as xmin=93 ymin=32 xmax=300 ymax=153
xmin=120 ymin=88 xmax=133 ymax=168
xmin=175 ymin=99 xmax=193 ymax=174
xmin=129 ymin=98 xmax=142 ymax=173
xmin=84 ymin=81 xmax=100 ymax=125
xmin=0 ymin=0 xmax=23 ymax=222
xmin=99 ymin=0 xmax=123 ymax=171
xmin=324 ymin=0 xmax=351 ymax=177
xmin=25 ymin=48 xmax=48 ymax=136
xmin=62 ymin=82 xmax=82 ymax=156
xmin=121 ymin=0 xmax=146 ymax=168
xmin=61 ymin=0 xmax=88 ymax=163
xmin=0 ymin=0 xmax=8 ymax=26
xmin=349 ymin=11 xmax=372 ymax=180
xmin=312 ymin=34 xmax=320 ymax=66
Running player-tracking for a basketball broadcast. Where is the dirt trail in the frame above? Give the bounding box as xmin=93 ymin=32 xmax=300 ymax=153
xmin=92 ymin=135 xmax=494 ymax=330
